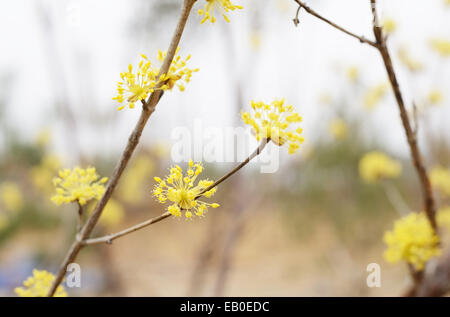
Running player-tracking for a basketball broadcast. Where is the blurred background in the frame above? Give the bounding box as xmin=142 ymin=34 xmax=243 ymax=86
xmin=0 ymin=0 xmax=449 ymax=296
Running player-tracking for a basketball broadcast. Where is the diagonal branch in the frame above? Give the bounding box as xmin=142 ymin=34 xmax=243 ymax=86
xmin=291 ymin=0 xmax=438 ymax=234
xmin=82 ymin=139 xmax=270 ymax=246
xmin=46 ymin=0 xmax=198 ymax=297
xmin=370 ymin=0 xmax=437 ymax=232
xmin=293 ymin=0 xmax=378 ymax=48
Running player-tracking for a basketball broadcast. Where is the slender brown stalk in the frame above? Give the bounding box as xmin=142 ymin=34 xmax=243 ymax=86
xmin=83 ymin=212 xmax=172 ymax=246
xmin=290 ymin=0 xmax=438 ymax=233
xmin=46 ymin=0 xmax=197 ymax=297
xmin=81 ymin=139 xmax=270 ymax=246
xmin=293 ymin=0 xmax=378 ymax=48
xmin=369 ymin=0 xmax=437 ymax=231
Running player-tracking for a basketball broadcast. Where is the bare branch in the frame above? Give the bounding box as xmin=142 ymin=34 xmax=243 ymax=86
xmin=46 ymin=0 xmax=198 ymax=297
xmin=83 ymin=212 xmax=172 ymax=246
xmin=292 ymin=0 xmax=378 ymax=48
xmin=81 ymin=140 xmax=270 ymax=246
xmin=370 ymin=0 xmax=437 ymax=232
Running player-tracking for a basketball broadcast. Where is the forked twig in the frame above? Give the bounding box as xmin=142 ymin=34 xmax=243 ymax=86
xmin=291 ymin=0 xmax=438 ymax=233
xmin=82 ymin=139 xmax=270 ymax=246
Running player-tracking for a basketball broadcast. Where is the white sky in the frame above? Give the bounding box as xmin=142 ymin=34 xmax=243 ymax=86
xmin=0 ymin=0 xmax=449 ymax=164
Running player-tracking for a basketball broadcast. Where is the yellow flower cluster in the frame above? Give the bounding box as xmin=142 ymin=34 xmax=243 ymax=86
xmin=430 ymin=166 xmax=450 ymax=197
xmin=241 ymin=99 xmax=305 ymax=154
xmin=15 ymin=269 xmax=67 ymax=297
xmin=359 ymin=151 xmax=402 ymax=183
xmin=363 ymin=83 xmax=389 ymax=109
xmin=113 ymin=49 xmax=198 ymax=110
xmin=153 ymin=161 xmax=219 ymax=218
xmin=51 ymin=167 xmax=108 ymax=206
xmin=384 ymin=212 xmax=440 ymax=271
xmin=430 ymin=38 xmax=450 ymax=57
xmin=0 ymin=182 xmax=24 ymax=212
xmin=329 ymin=118 xmax=348 ymax=140
xmin=198 ymin=0 xmax=243 ymax=24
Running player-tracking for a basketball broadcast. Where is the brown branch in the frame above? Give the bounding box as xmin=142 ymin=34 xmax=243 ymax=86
xmin=196 ymin=138 xmax=270 ymax=198
xmin=46 ymin=0 xmax=198 ymax=297
xmin=405 ymin=248 xmax=450 ymax=297
xmin=83 ymin=212 xmax=172 ymax=246
xmin=293 ymin=0 xmax=378 ymax=48
xmin=81 ymin=140 xmax=270 ymax=246
xmin=370 ymin=0 xmax=437 ymax=232
xmin=291 ymin=0 xmax=438 ymax=233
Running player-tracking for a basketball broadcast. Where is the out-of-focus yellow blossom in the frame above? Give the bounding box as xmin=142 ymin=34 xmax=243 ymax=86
xmin=446 ymin=0 xmax=450 ymax=6
xmin=97 ymin=199 xmax=125 ymax=229
xmin=382 ymin=18 xmax=397 ymax=34
xmin=119 ymin=156 xmax=154 ymax=205
xmin=329 ymin=118 xmax=348 ymax=140
xmin=384 ymin=212 xmax=440 ymax=271
xmin=241 ymin=99 xmax=305 ymax=154
xmin=397 ymin=48 xmax=423 ymax=72
xmin=359 ymin=151 xmax=402 ymax=183
xmin=0 ymin=213 xmax=8 ymax=231
xmin=430 ymin=166 xmax=450 ymax=197
xmin=51 ymin=167 xmax=108 ymax=206
xmin=0 ymin=182 xmax=24 ymax=212
xmin=197 ymin=0 xmax=243 ymax=24
xmin=346 ymin=66 xmax=359 ymax=83
xmin=113 ymin=49 xmax=198 ymax=110
xmin=153 ymin=161 xmax=219 ymax=218
xmin=430 ymin=38 xmax=450 ymax=57
xmin=363 ymin=83 xmax=389 ymax=109
xmin=15 ymin=269 xmax=67 ymax=297
xmin=437 ymin=206 xmax=450 ymax=229
xmin=428 ymin=90 xmax=443 ymax=105
xmin=31 ymin=154 xmax=61 ymax=194
xmin=35 ymin=128 xmax=51 ymax=148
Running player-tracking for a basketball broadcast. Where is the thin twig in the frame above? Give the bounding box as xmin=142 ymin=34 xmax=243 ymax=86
xmin=290 ymin=0 xmax=438 ymax=233
xmin=83 ymin=212 xmax=172 ymax=246
xmin=82 ymin=140 xmax=270 ymax=246
xmin=292 ymin=0 xmax=378 ymax=48
xmin=196 ymin=138 xmax=270 ymax=198
xmin=370 ymin=0 xmax=437 ymax=232
xmin=46 ymin=0 xmax=198 ymax=297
